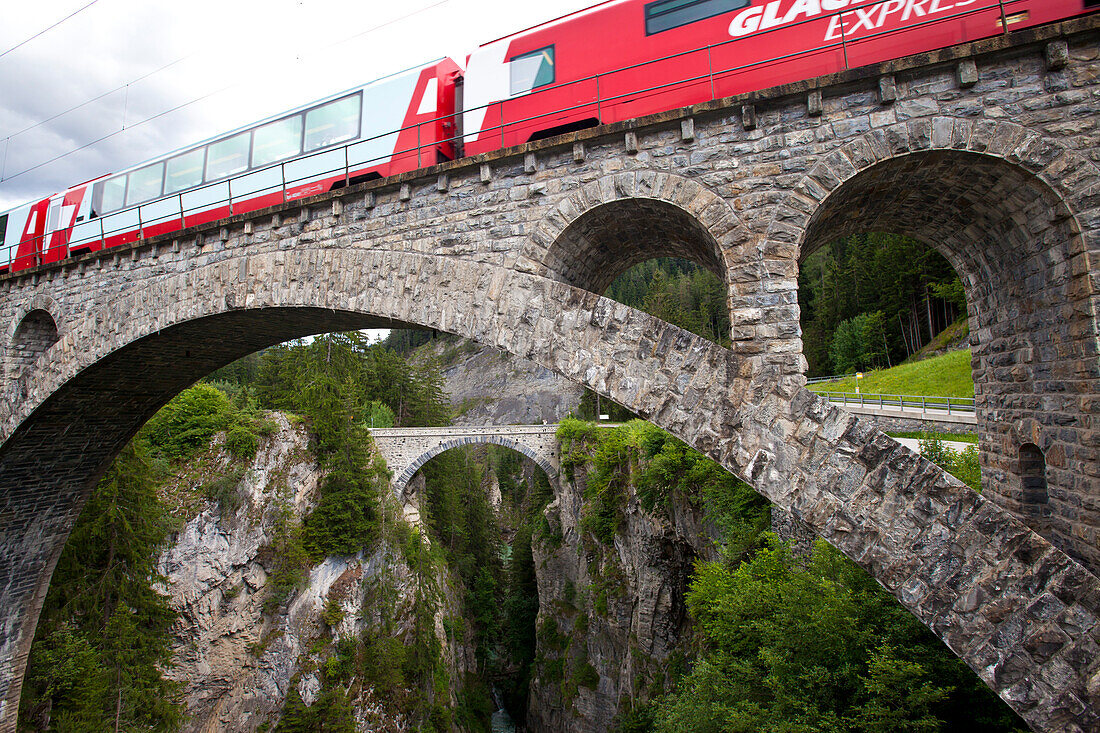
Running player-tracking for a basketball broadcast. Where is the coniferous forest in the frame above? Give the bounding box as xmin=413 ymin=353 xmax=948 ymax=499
xmin=798 ymin=234 xmax=966 ymax=376
xmin=17 ymin=235 xmax=1010 ymax=732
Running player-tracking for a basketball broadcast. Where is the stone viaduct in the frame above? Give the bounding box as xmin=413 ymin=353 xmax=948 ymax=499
xmin=369 ymin=424 xmax=560 ymax=495
xmin=0 ymin=16 xmax=1097 ymax=732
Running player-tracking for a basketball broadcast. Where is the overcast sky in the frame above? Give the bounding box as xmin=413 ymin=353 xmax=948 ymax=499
xmin=0 ymin=0 xmax=596 ymax=210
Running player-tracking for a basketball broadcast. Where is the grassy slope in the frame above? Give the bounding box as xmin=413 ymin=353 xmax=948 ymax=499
xmin=808 ymin=349 xmax=974 ymax=398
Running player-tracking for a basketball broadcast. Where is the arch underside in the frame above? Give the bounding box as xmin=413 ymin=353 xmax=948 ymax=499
xmin=801 ymin=150 xmax=1075 ymax=277
xmin=0 ymin=248 xmax=1097 ymax=731
xmin=392 ymin=436 xmax=557 ymax=495
xmin=541 ymin=197 xmax=730 ymax=294
xmin=798 ymin=149 xmax=1098 ymax=572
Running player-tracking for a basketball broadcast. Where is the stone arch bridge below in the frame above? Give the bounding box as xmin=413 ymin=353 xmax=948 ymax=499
xmin=370 ymin=424 xmax=561 ymax=496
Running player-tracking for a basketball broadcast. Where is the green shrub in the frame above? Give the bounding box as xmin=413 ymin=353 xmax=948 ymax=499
xmin=574 ymin=661 xmax=600 ymax=690
xmin=618 ymin=703 xmax=657 ymax=733
xmin=951 ymin=446 xmax=982 ymax=491
xmin=919 ymin=434 xmax=982 ymax=492
xmin=225 ymin=423 xmax=259 ymax=460
xmin=362 ymin=400 xmax=395 ymax=429
xmin=201 ymin=466 xmax=247 ymax=518
xmin=254 ymin=415 xmax=279 ymax=436
xmin=594 ymin=587 xmax=609 ymax=616
xmin=360 ymin=634 xmax=409 ymax=694
xmin=455 ymin=674 xmax=495 ymax=732
xmin=259 ymin=505 xmax=310 ymax=615
xmin=321 ymin=597 xmax=345 ymax=629
xmin=143 ymin=384 xmax=233 ymax=459
xmin=301 ymin=465 xmax=383 ymax=560
xmin=652 ymin=537 xmax=1023 ymax=731
xmin=543 ymin=658 xmax=565 ymax=683
xmin=557 ymin=418 xmax=600 ymax=476
xmin=829 ymin=311 xmax=888 ymax=373
xmin=538 ymin=618 xmax=568 ymax=653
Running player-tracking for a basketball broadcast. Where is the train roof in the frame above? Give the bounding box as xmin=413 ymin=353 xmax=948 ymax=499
xmin=2 ymin=57 xmax=455 ymax=214
xmin=117 ymin=57 xmax=451 ymax=178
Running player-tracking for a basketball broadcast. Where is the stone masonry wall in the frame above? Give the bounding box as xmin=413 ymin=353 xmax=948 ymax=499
xmin=2 ymin=247 xmax=1099 ymax=732
xmin=0 ymin=17 xmax=1097 ymax=733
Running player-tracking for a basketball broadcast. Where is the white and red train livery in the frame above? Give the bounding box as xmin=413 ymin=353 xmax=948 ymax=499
xmin=2 ymin=0 xmax=1095 ymax=273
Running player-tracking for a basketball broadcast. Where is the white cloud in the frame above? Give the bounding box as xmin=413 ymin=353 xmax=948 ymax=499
xmin=0 ymin=0 xmax=594 ymax=209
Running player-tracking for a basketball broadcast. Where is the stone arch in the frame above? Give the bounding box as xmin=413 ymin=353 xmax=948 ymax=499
xmin=771 ymin=119 xmax=1100 ymax=571
xmin=0 ymin=249 xmax=1097 ymax=731
xmin=6 ymin=294 xmax=63 ymax=382
xmin=769 ymin=119 xmax=1099 ymax=253
xmin=523 ymin=171 xmax=751 ymax=294
xmin=392 ymin=436 xmax=557 ymax=497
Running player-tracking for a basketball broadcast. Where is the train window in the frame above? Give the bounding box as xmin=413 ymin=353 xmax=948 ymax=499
xmin=510 ymin=46 xmax=555 ymax=96
xmin=165 ymin=149 xmax=205 ymax=194
xmin=304 ymin=94 xmax=361 ymax=153
xmin=99 ymin=175 xmax=127 ymax=213
xmin=253 ymin=115 xmax=303 ymax=167
xmin=126 ymin=162 xmax=165 ymax=206
xmin=206 ymin=132 xmax=251 ymax=182
xmin=645 ymin=0 xmax=749 ymax=34
xmin=0 ymin=214 xmax=7 ymax=250
xmin=46 ymin=199 xmax=62 ymax=233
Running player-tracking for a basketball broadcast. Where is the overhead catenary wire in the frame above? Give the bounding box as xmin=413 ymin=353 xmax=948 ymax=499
xmin=0 ymin=0 xmax=102 ymax=61
xmin=1 ymin=55 xmax=191 ymax=143
xmin=1 ymin=0 xmax=452 ymax=144
xmin=0 ymin=0 xmax=453 ymax=192
xmin=0 ymin=84 xmax=234 ymax=185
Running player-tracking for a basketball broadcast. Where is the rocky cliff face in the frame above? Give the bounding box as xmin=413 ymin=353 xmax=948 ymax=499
xmin=157 ymin=413 xmax=317 ymax=730
xmin=412 ymin=337 xmax=582 ymax=426
xmin=155 ymin=398 xmax=717 ymax=732
xmin=527 ymin=461 xmax=719 ymax=732
xmin=158 ymin=414 xmax=474 ymax=732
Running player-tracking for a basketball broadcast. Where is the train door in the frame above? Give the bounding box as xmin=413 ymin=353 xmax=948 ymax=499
xmin=12 ymin=199 xmax=48 ymax=271
xmin=41 ymin=187 xmax=94 ymax=263
xmin=41 ymin=194 xmax=67 ymax=264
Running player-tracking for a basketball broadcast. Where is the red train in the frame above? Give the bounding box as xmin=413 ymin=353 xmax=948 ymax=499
xmin=1 ymin=0 xmax=1094 ymax=273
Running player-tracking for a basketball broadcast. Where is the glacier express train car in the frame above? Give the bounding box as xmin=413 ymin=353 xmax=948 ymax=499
xmin=1 ymin=0 xmax=1096 ymax=273
xmin=0 ymin=59 xmax=459 ymax=271
xmin=461 ymin=0 xmax=1097 ymax=153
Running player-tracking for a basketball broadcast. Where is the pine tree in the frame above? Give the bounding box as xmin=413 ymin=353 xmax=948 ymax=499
xmin=19 ymin=442 xmax=183 ymax=732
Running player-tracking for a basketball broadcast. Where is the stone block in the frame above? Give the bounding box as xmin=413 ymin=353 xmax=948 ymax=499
xmin=741 ymin=104 xmax=757 ymax=130
xmin=681 ymin=117 xmax=695 ymax=141
xmin=1047 ymin=41 xmax=1070 ymax=71
xmin=958 ymin=59 xmax=979 ymax=88
xmin=879 ymin=74 xmax=897 ymax=104
xmin=808 ymin=90 xmax=823 ymax=117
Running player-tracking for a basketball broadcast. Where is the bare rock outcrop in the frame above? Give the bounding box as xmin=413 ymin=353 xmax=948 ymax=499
xmin=527 ymin=461 xmax=719 ymax=732
xmin=413 ymin=337 xmax=583 ymax=426
xmin=158 ymin=414 xmax=472 ymax=732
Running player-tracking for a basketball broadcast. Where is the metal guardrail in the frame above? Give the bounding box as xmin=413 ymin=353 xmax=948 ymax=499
xmin=805 ymin=373 xmax=858 ymax=385
xmin=1 ymin=0 xmax=1020 ymax=271
xmin=819 ymin=391 xmax=975 ymax=415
